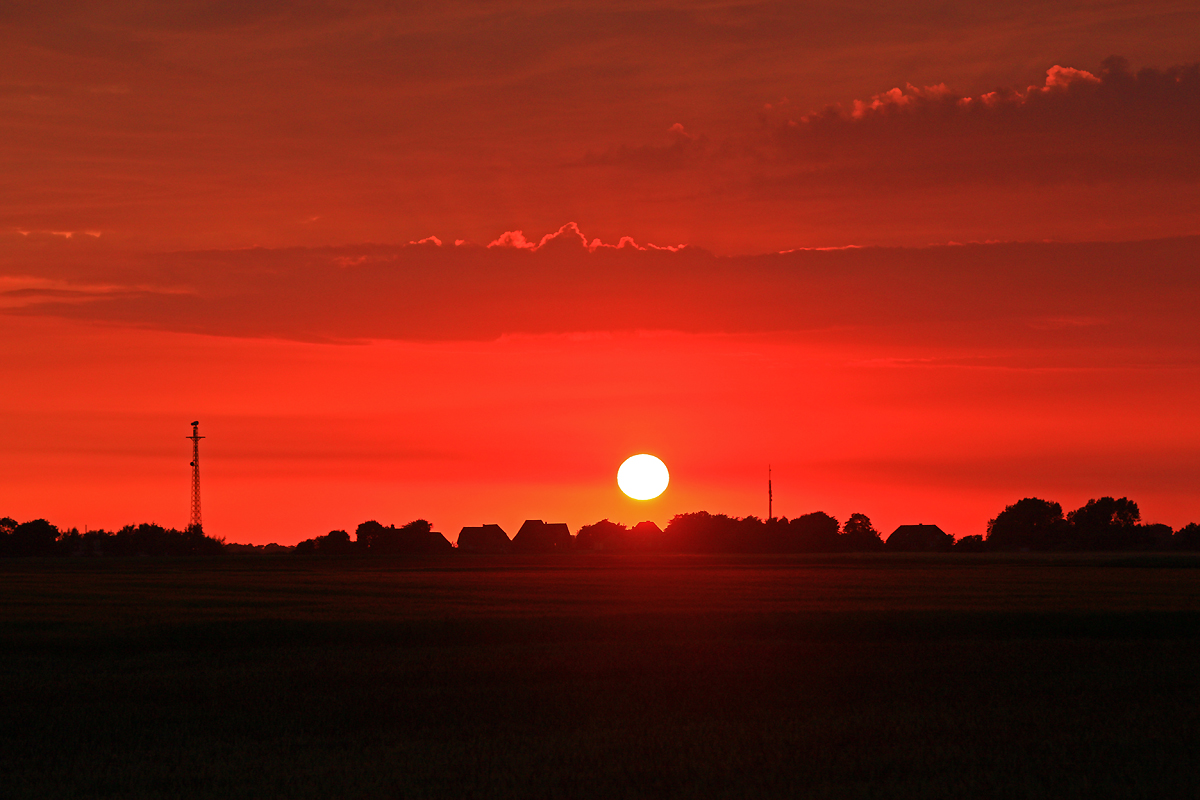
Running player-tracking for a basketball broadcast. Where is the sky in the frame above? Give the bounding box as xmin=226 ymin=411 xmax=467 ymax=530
xmin=2 ymin=1 xmax=1199 ymax=543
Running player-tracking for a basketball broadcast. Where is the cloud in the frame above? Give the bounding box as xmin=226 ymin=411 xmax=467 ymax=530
xmin=488 ymin=222 xmax=684 ymax=253
xmin=1042 ymin=65 xmax=1101 ymax=91
xmin=578 ymin=57 xmax=1200 ymax=195
xmin=832 ymin=65 xmax=1101 ymax=121
xmin=780 ymin=57 xmax=1183 ymax=125
xmin=758 ymin=56 xmax=1200 ymax=185
xmin=849 ymin=82 xmax=957 ymax=118
xmin=488 ymin=223 xmax=585 ymax=250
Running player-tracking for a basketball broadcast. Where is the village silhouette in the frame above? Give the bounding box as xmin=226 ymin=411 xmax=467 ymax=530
xmin=3 ymin=496 xmax=1199 ymax=557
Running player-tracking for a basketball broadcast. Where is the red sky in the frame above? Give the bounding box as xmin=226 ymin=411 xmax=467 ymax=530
xmin=2 ymin=1 xmax=1199 ymax=543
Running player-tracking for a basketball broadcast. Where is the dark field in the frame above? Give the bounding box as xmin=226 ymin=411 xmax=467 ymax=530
xmin=2 ymin=555 xmax=1199 ymax=798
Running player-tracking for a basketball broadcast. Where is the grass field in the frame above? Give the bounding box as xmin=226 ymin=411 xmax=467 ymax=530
xmin=2 ymin=554 xmax=1199 ymax=798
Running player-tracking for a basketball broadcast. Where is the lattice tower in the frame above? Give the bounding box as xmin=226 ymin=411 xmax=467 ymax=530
xmin=187 ymin=421 xmax=205 ymax=531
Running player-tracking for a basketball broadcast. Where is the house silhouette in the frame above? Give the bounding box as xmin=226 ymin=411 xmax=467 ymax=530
xmin=511 ymin=520 xmax=572 ymax=553
xmin=885 ymin=524 xmax=954 ymax=552
xmin=457 ymin=524 xmax=511 ymax=553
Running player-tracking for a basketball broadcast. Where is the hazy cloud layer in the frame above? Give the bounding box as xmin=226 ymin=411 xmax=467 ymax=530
xmin=4 ymin=229 xmax=1197 ymax=355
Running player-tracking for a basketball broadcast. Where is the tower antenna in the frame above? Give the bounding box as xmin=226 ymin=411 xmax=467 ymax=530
xmin=187 ymin=421 xmax=205 ymax=532
xmin=768 ymin=465 xmax=773 ymax=522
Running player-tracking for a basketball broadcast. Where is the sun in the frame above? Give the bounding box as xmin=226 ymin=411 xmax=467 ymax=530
xmin=617 ymin=454 xmax=669 ymax=500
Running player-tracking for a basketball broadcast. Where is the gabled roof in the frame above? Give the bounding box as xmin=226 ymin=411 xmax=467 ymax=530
xmin=885 ymin=523 xmax=954 ymax=552
xmin=512 ymin=519 xmax=573 ymax=552
xmin=890 ymin=524 xmax=947 ymax=536
xmin=457 ymin=523 xmax=511 ymax=552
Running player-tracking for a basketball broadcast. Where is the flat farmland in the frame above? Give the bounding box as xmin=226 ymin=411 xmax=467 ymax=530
xmin=2 ymin=554 xmax=1199 ymax=798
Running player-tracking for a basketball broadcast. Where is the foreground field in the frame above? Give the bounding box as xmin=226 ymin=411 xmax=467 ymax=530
xmin=2 ymin=554 xmax=1199 ymax=798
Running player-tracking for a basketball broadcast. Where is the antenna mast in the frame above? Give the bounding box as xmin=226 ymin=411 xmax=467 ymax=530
xmin=768 ymin=465 xmax=773 ymax=522
xmin=187 ymin=421 xmax=205 ymax=532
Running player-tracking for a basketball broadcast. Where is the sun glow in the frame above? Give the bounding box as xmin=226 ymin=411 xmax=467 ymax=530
xmin=617 ymin=454 xmax=670 ymax=500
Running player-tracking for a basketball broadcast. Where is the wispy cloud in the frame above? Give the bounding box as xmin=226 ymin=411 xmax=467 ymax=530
xmin=8 ymin=229 xmax=102 ymax=239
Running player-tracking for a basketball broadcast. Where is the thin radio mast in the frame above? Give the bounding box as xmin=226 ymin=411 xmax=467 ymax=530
xmin=187 ymin=421 xmax=205 ymax=532
xmin=768 ymin=465 xmax=773 ymax=522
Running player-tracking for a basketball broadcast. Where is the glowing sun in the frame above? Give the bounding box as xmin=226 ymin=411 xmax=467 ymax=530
xmin=617 ymin=454 xmax=669 ymax=500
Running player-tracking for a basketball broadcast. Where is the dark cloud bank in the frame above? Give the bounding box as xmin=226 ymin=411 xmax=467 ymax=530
xmin=767 ymin=56 xmax=1200 ymax=186
xmin=3 ymin=228 xmax=1198 ymax=355
xmin=586 ymin=57 xmax=1200 ymax=186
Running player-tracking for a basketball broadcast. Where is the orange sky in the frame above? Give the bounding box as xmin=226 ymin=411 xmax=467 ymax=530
xmin=2 ymin=2 xmax=1199 ymax=543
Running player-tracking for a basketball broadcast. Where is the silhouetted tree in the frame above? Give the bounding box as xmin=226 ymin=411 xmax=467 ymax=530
xmin=779 ymin=512 xmax=841 ymax=552
xmin=841 ymin=513 xmax=884 ymax=552
xmin=575 ymin=519 xmax=627 ymax=551
xmin=355 ymin=519 xmax=452 ymax=554
xmin=986 ymin=498 xmax=1067 ymax=551
xmin=1142 ymin=523 xmax=1175 ymax=550
xmin=1067 ymin=497 xmax=1148 ymax=550
xmin=663 ymin=512 xmax=769 ymax=552
xmin=76 ymin=528 xmax=112 ymax=557
xmin=55 ymin=527 xmax=82 ymax=556
xmin=106 ymin=522 xmax=224 ymax=557
xmin=664 ymin=512 xmax=723 ymax=552
xmin=953 ymin=534 xmax=987 ymax=553
xmin=6 ymin=519 xmax=60 ymax=557
xmin=324 ymin=529 xmax=354 ymax=553
xmin=0 ymin=517 xmax=219 ymax=557
xmin=183 ymin=524 xmax=225 ymax=555
xmin=355 ymin=520 xmax=387 ymax=551
xmin=1175 ymin=523 xmax=1200 ymax=551
xmin=0 ymin=517 xmax=17 ymax=556
xmin=296 ymin=529 xmax=355 ymax=554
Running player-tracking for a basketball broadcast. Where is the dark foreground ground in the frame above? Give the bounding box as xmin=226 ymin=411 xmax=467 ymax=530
xmin=2 ymin=554 xmax=1199 ymax=799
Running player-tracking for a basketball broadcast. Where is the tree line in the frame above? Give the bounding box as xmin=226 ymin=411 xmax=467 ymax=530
xmin=290 ymin=496 xmax=1200 ymax=555
xmin=0 ymin=519 xmax=224 ymax=558
xmin=294 ymin=520 xmax=451 ymax=554
xmin=3 ymin=495 xmax=1199 ymax=557
xmin=982 ymin=496 xmax=1200 ymax=552
xmin=571 ymin=497 xmax=1200 ymax=554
